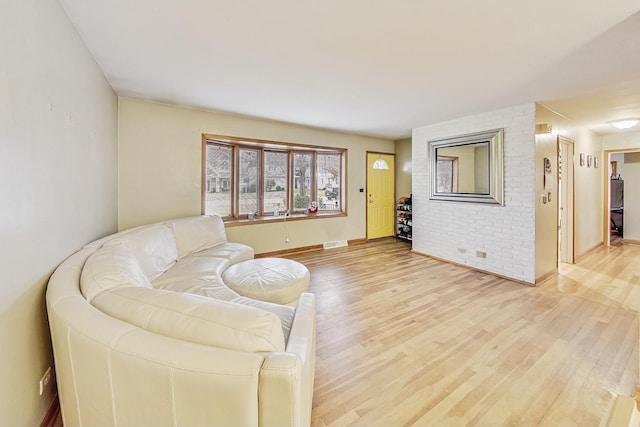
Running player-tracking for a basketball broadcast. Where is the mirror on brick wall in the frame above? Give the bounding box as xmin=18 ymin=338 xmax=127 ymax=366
xmin=428 ymin=128 xmax=504 ymax=205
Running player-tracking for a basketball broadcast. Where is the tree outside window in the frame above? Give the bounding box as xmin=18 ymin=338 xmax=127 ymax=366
xmin=293 ymin=152 xmax=312 ymax=209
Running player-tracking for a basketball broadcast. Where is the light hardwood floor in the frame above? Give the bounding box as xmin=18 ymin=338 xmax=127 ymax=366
xmin=282 ymin=238 xmax=640 ymax=427
xmin=52 ymin=238 xmax=638 ymax=426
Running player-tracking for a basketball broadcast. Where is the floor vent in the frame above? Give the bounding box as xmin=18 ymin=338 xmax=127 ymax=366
xmin=323 ymin=240 xmax=348 ymax=250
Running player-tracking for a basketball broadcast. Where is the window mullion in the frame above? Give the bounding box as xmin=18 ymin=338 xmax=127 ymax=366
xmin=311 ymin=152 xmax=317 ymax=205
xmin=258 ymin=147 xmax=265 ymax=216
xmin=287 ymin=150 xmax=293 ymax=213
xmin=232 ymin=144 xmax=239 ymax=219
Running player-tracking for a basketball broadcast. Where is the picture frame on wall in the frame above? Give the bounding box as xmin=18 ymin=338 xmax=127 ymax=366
xmin=580 ymin=153 xmax=585 ymax=167
xmin=587 ymin=155 xmax=592 ymax=168
xmin=543 ymin=157 xmax=552 ymax=190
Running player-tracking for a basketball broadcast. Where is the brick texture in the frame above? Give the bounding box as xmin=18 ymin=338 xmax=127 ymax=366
xmin=412 ymin=103 xmax=536 ymax=283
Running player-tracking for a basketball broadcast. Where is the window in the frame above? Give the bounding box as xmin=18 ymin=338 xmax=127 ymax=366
xmin=263 ymin=151 xmax=288 ymax=214
xmin=204 ymin=144 xmax=232 ymax=217
xmin=239 ymin=148 xmax=259 ymax=215
xmin=436 ymin=156 xmax=458 ymax=192
xmin=372 ymin=158 xmax=389 ymax=170
xmin=293 ymin=152 xmax=312 ymax=210
xmin=203 ymin=134 xmax=346 ymax=220
xmin=317 ymin=153 xmax=342 ymax=210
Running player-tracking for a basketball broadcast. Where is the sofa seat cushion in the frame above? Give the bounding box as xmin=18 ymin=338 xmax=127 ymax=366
xmin=90 ymin=286 xmax=286 ymax=353
xmin=154 ymin=276 xmax=239 ymax=301
xmin=151 ymin=257 xmax=239 ymax=301
xmin=232 ymin=297 xmax=295 ymax=343
xmin=191 ymin=242 xmax=254 ymax=266
xmin=80 ymin=245 xmax=152 ymax=303
xmin=103 ymin=224 xmax=178 ymax=281
xmin=168 ymin=215 xmax=228 ymax=260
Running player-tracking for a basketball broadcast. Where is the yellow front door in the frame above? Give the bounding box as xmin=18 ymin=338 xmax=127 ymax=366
xmin=367 ymin=153 xmax=395 ymax=239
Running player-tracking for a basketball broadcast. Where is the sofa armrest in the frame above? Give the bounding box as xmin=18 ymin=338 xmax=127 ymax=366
xmin=286 ymin=292 xmax=316 ymax=363
xmin=48 ymin=293 xmax=267 ymax=427
xmin=259 ymin=292 xmax=316 ymax=427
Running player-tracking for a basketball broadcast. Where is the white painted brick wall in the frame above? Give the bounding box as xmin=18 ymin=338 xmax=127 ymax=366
xmin=412 ymin=103 xmax=536 ymax=283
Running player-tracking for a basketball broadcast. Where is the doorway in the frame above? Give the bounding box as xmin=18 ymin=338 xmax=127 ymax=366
xmin=366 ymin=152 xmax=395 ymax=239
xmin=558 ymin=136 xmax=575 ymax=264
xmin=603 ymin=148 xmax=640 ymax=247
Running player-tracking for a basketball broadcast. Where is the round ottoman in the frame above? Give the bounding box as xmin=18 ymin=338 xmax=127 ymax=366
xmin=222 ymin=258 xmax=310 ymax=306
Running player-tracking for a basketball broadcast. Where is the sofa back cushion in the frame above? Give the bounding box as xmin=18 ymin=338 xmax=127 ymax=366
xmin=104 ymin=224 xmax=178 ymax=281
xmin=90 ymin=286 xmax=285 ymax=353
xmin=168 ymin=215 xmax=228 ymax=260
xmin=80 ymin=245 xmax=152 ymax=302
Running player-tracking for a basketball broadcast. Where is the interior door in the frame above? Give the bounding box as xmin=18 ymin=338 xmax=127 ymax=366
xmin=558 ymin=136 xmax=575 ymax=264
xmin=366 ymin=153 xmax=395 ymax=239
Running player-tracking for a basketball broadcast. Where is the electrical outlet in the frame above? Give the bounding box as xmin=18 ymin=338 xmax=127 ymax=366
xmin=39 ymin=367 xmax=51 ymax=396
xmin=285 ymin=236 xmax=290 ymax=243
xmin=476 ymin=250 xmax=487 ymax=259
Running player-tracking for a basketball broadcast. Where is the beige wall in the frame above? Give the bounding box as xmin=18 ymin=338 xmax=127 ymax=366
xmin=437 ymin=145 xmax=478 ymax=193
xmin=533 ymin=130 xmax=559 ymax=279
xmin=603 ymin=132 xmax=640 ymax=151
xmin=0 ymin=0 xmax=118 ymax=425
xmin=474 ymin=145 xmax=489 ymax=193
xmin=395 ymin=138 xmax=412 ymax=199
xmin=623 ymin=153 xmax=640 ymax=240
xmin=535 ymin=104 xmax=603 ymax=261
xmin=611 ymin=152 xmax=626 ymax=177
xmin=118 ymin=99 xmax=394 ymax=253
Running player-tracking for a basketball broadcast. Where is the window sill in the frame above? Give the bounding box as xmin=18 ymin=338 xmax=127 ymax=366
xmin=224 ymin=212 xmax=346 ymax=227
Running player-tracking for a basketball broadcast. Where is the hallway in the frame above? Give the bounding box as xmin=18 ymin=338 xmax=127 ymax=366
xmin=557 ymin=240 xmax=640 ymax=313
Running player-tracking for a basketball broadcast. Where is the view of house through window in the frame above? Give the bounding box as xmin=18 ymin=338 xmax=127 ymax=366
xmin=264 ymin=151 xmax=288 ymax=214
xmin=239 ymin=148 xmax=259 ymax=215
xmin=317 ymin=153 xmax=342 ymax=210
xmin=203 ymin=135 xmax=346 ymax=220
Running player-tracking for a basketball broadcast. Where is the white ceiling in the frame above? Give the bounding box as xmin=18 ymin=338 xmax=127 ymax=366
xmin=58 ymin=0 xmax=640 ymax=140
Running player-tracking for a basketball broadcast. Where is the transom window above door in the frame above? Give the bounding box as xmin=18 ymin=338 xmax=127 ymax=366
xmin=372 ymin=158 xmax=389 ymax=170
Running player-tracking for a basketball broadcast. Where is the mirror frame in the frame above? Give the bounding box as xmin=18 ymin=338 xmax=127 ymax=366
xmin=428 ymin=128 xmax=504 ymax=205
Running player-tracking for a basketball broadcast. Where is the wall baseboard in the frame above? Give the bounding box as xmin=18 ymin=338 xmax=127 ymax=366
xmin=40 ymin=395 xmax=60 ymax=427
xmin=411 ymin=249 xmax=536 ymax=287
xmin=257 ymin=244 xmax=323 ymax=258
xmin=535 ymin=269 xmax=558 ymax=285
xmin=348 ymin=238 xmax=367 ymax=246
xmin=575 ymin=243 xmax=604 ymax=263
xmin=256 ymin=238 xmax=367 ymax=258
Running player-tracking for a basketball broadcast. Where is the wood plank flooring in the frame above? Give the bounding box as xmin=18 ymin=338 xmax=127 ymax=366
xmin=282 ymin=238 xmax=640 ymax=427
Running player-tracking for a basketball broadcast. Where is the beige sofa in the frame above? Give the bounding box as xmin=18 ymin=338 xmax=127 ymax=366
xmin=46 ymin=215 xmax=316 ymax=427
